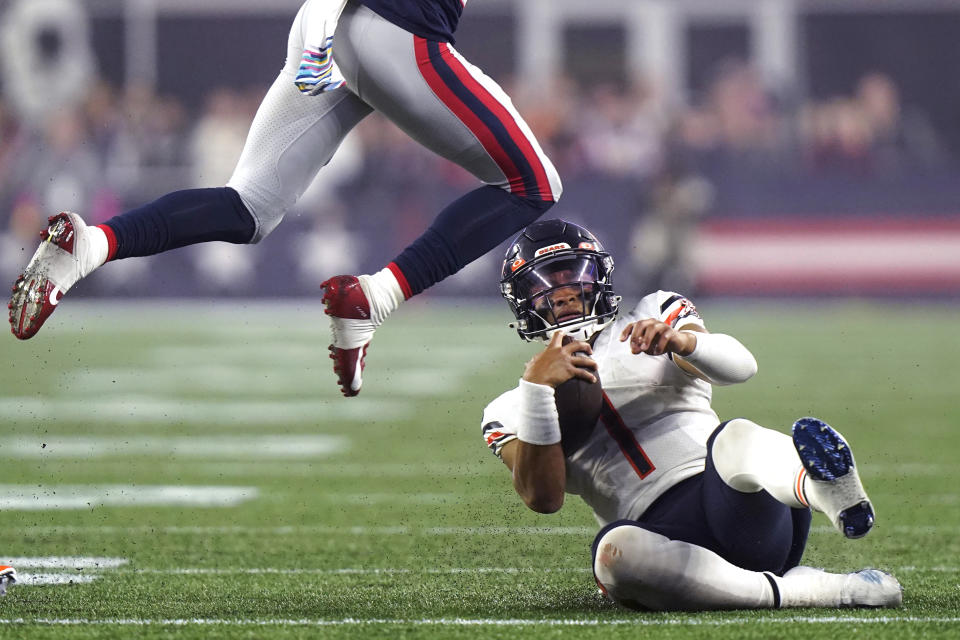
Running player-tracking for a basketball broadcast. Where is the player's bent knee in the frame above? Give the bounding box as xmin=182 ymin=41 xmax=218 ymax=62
xmin=711 ymin=418 xmax=767 ymax=488
xmin=713 ymin=418 xmax=764 ymax=453
xmin=226 ymin=181 xmax=286 ymax=243
xmin=546 ymin=171 xmax=563 ymax=202
xmin=593 ymin=525 xmax=680 ymax=611
xmin=593 ymin=525 xmax=634 ymax=589
xmin=510 ymin=154 xmax=563 ymax=204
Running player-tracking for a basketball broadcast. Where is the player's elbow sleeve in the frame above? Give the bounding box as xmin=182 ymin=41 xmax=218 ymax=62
xmin=680 ymin=332 xmax=758 ymax=386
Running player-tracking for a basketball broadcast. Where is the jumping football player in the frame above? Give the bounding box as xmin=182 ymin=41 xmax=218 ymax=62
xmin=481 ymin=219 xmax=902 ymax=610
xmin=8 ymin=0 xmax=561 ymax=397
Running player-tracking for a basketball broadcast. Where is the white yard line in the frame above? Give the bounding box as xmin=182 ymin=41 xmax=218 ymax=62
xmin=14 ymin=525 xmax=596 ymax=536
xmin=15 ymin=524 xmax=960 ymax=536
xmin=0 ymin=397 xmax=409 ymax=424
xmin=424 ymin=526 xmax=598 ymax=535
xmin=318 ymin=493 xmax=459 ymax=504
xmin=7 ymin=566 xmax=956 ymax=579
xmin=0 ymin=485 xmax=258 ymax=510
xmin=1 ymin=557 xmax=129 ymax=587
xmin=18 ymin=525 xmax=414 ymax=536
xmin=59 ymin=366 xmax=469 ymax=397
xmin=6 ymin=562 xmax=952 ymax=577
xmin=133 ymin=461 xmax=500 ymax=478
xmin=4 ymin=557 xmax=127 ymax=569
xmin=7 ymin=574 xmax=101 ymax=585
xmin=0 ymin=616 xmax=958 ymax=627
xmin=117 ymin=567 xmax=591 ymax=575
xmin=0 ymin=435 xmax=348 ymax=459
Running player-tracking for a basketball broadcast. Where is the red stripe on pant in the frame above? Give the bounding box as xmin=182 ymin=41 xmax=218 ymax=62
xmin=414 ymin=37 xmax=554 ymax=201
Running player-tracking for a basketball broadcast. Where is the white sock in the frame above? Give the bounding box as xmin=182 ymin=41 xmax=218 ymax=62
xmin=594 ymin=525 xmax=777 ymax=610
xmin=711 ymin=419 xmax=809 ymax=508
xmin=358 ymin=267 xmax=405 ymax=326
xmin=774 ymin=566 xmax=847 ymax=607
xmin=775 ymin=565 xmax=904 ymax=608
xmin=83 ymin=225 xmax=109 ymax=277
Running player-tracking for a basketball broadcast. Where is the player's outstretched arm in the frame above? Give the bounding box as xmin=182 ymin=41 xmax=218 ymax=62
xmin=676 ymin=329 xmax=757 ymax=385
xmin=620 ymin=320 xmax=757 ymax=385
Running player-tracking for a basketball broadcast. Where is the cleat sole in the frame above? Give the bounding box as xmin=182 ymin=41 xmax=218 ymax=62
xmin=792 ymin=417 xmax=854 ymax=482
xmin=793 ymin=417 xmax=874 ymax=539
xmin=839 ymin=501 xmax=875 ymax=539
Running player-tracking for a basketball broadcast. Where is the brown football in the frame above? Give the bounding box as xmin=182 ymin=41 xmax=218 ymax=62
xmin=554 ymin=338 xmax=603 ymax=456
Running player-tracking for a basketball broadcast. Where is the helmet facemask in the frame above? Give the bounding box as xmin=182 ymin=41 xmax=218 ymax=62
xmin=502 ymin=253 xmax=618 ymax=342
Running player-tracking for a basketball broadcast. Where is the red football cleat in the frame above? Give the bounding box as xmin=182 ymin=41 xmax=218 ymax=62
xmin=8 ymin=212 xmax=99 ymax=340
xmin=321 ymin=275 xmax=378 ymax=397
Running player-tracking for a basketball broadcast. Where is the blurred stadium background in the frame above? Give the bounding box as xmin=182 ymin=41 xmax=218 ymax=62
xmin=2 ymin=0 xmax=960 ymax=301
xmin=2 ymin=1 xmax=960 ymax=636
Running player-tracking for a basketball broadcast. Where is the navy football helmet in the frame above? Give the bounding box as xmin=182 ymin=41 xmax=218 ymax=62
xmin=500 ymin=219 xmax=619 ymax=341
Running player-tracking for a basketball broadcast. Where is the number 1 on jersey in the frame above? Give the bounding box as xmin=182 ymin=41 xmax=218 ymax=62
xmin=600 ymin=394 xmax=656 ymax=478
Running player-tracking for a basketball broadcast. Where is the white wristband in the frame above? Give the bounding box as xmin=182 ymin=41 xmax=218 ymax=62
xmin=516 ymin=379 xmax=562 ymax=445
xmin=679 ymin=331 xmax=758 ymax=385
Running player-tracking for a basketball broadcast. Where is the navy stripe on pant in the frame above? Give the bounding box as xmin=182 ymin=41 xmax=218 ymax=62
xmin=422 ymin=40 xmax=549 ymax=201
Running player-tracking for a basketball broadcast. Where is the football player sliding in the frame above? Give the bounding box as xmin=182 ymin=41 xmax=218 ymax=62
xmin=481 ymin=219 xmax=902 ymax=611
xmin=7 ymin=0 xmax=560 ymax=397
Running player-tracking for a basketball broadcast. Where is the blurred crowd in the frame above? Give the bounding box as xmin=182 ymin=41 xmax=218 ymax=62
xmin=0 ymin=61 xmax=952 ymax=298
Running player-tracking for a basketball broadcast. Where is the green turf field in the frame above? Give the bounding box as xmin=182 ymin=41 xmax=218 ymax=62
xmin=1 ymin=299 xmax=958 ymax=639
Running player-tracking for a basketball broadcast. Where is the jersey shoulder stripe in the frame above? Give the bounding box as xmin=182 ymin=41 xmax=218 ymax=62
xmin=482 ymin=420 xmax=515 ymax=458
xmin=659 ymin=293 xmax=701 ymax=327
xmin=659 ymin=293 xmax=683 ymax=313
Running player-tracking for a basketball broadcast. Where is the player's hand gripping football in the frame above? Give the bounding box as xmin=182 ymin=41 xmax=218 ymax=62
xmin=619 ymin=319 xmax=698 ymax=357
xmin=523 ymin=331 xmax=597 ymax=388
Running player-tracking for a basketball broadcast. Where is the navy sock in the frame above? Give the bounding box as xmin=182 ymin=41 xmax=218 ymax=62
xmin=392 ymin=186 xmax=553 ymax=296
xmin=104 ymin=187 xmax=256 ymax=260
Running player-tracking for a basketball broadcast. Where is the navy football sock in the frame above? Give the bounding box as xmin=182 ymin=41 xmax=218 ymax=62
xmin=392 ymin=186 xmax=553 ymax=296
xmin=103 ymin=187 xmax=256 ymax=260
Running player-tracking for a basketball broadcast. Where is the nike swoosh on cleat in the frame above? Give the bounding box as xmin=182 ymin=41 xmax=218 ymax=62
xmin=49 ymin=286 xmax=63 ymax=306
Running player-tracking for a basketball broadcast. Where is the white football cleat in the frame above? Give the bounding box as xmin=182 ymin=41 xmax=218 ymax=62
xmin=841 ymin=569 xmax=903 ymax=608
xmin=792 ymin=417 xmax=874 ymax=538
xmin=8 ymin=212 xmax=105 ymax=340
xmin=780 ymin=565 xmax=902 ymax=608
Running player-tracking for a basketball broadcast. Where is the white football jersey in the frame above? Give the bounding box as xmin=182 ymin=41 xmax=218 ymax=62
xmin=482 ymin=290 xmax=722 ymax=526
